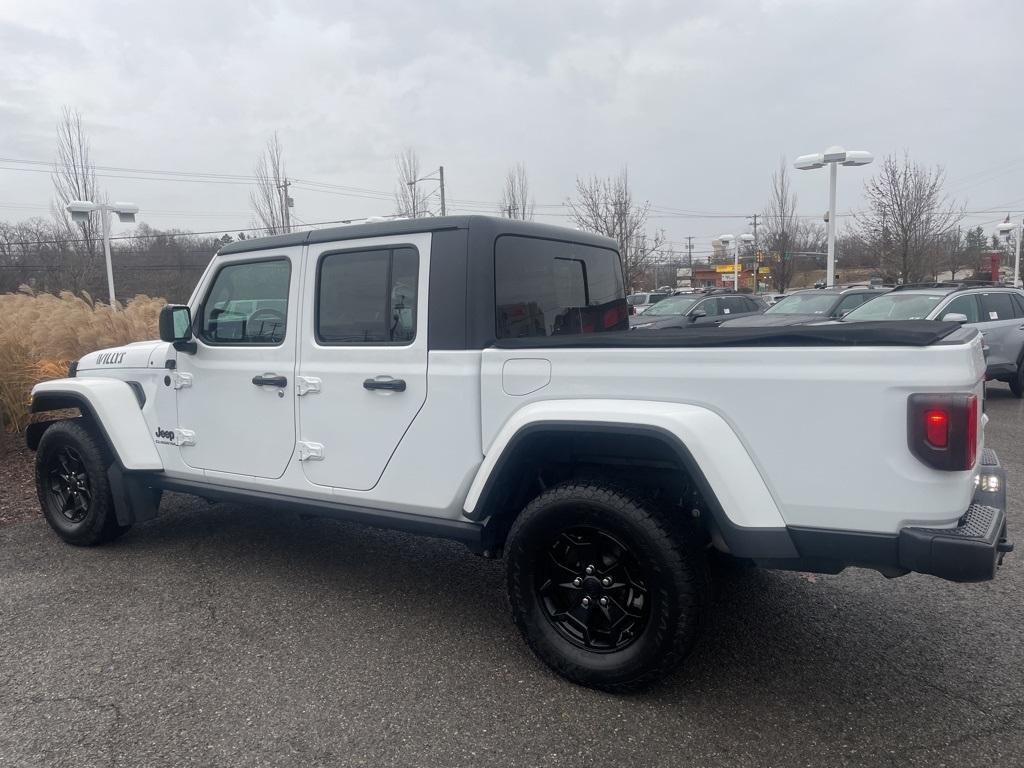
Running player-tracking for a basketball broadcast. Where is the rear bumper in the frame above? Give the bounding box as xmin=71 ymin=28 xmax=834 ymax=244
xmin=898 ymin=449 xmax=1013 ymax=582
xmin=757 ymin=449 xmax=1013 ymax=582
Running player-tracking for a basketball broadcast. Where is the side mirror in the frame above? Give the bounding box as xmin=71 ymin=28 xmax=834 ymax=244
xmin=942 ymin=312 xmax=969 ymax=324
xmin=689 ymin=310 xmax=707 ymax=322
xmin=159 ymin=304 xmax=197 ymax=353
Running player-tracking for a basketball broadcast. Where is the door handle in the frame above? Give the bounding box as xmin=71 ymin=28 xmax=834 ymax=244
xmin=363 ymin=378 xmax=406 ymax=392
xmin=252 ymin=373 xmax=288 ymax=387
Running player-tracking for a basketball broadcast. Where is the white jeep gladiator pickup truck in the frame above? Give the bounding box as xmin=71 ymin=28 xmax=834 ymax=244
xmin=28 ymin=216 xmax=1013 ymax=691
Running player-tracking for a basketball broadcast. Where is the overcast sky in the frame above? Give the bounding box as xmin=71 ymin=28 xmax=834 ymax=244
xmin=2 ymin=0 xmax=1022 ymax=254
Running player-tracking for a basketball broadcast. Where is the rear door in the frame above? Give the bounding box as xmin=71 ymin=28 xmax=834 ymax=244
xmin=976 ymin=292 xmax=1019 ymax=371
xmin=296 ymin=234 xmax=429 ymax=491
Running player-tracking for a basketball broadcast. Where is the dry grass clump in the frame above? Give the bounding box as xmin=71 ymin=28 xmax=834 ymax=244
xmin=0 ymin=287 xmax=164 ymax=431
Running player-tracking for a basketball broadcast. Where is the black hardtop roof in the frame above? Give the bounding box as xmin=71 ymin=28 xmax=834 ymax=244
xmin=217 ymin=215 xmax=617 ymax=257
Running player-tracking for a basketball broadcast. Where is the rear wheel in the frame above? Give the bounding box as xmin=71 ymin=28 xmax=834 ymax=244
xmin=1010 ymin=362 xmax=1024 ymax=398
xmin=505 ymin=481 xmax=709 ymax=692
xmin=35 ymin=420 xmax=128 ymax=545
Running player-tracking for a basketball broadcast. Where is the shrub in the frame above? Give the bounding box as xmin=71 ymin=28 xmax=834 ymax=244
xmin=0 ymin=287 xmax=164 ymax=432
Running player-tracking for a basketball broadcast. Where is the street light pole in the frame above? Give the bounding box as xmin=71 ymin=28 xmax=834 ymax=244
xmin=795 ymin=146 xmax=873 ymax=289
xmin=66 ymin=200 xmax=139 ymax=307
xmin=826 ymin=161 xmax=838 ymax=289
xmin=717 ymin=235 xmax=734 ymax=289
xmin=998 ymin=218 xmax=1023 ymax=287
xmin=100 ymin=208 xmax=115 ymax=306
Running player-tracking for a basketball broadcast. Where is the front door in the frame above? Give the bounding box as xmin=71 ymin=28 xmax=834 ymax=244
xmin=296 ymin=234 xmax=429 ymax=491
xmin=176 ymin=251 xmax=300 ymax=478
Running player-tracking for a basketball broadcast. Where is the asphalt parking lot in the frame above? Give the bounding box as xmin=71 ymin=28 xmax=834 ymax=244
xmin=1 ymin=388 xmax=1022 ymax=768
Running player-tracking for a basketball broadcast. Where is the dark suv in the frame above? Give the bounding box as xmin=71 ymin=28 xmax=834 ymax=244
xmin=720 ymin=286 xmax=887 ymax=327
xmin=630 ymin=290 xmax=766 ymax=329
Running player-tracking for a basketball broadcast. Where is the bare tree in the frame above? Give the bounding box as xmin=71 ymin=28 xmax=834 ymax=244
xmin=250 ymin=132 xmax=291 ymax=234
xmin=760 ymin=157 xmax=802 ymax=292
xmin=567 ymin=168 xmax=664 ymax=290
xmin=498 ymin=163 xmax=535 ymax=220
xmin=856 ymin=152 xmax=963 ymax=283
xmin=394 ymin=148 xmax=434 ymax=218
xmin=51 ymin=106 xmax=105 ymax=294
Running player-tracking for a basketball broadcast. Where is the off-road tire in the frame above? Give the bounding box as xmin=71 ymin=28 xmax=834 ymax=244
xmin=505 ymin=480 xmax=709 ymax=692
xmin=35 ymin=419 xmax=129 ymax=546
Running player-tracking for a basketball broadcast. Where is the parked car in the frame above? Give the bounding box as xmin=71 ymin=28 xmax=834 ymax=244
xmin=626 ymin=291 xmax=670 ymax=315
xmin=25 ymin=216 xmax=1011 ymax=693
xmin=841 ymin=284 xmax=1024 ymax=396
xmin=631 ymin=291 xmax=766 ymax=329
xmin=721 ymin=286 xmax=888 ymax=327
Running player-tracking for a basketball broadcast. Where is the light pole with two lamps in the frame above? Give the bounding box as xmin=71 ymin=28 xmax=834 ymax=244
xmin=66 ymin=200 xmax=139 ymax=307
xmin=717 ymin=233 xmax=755 ymax=291
xmin=997 ymin=218 xmax=1022 ymax=288
xmin=794 ymin=146 xmax=873 ymax=289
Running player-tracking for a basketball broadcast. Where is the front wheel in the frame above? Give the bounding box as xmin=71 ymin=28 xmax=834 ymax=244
xmin=505 ymin=481 xmax=709 ymax=692
xmin=35 ymin=419 xmax=128 ymax=546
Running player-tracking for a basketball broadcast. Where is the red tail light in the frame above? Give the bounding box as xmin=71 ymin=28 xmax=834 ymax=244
xmin=908 ymin=394 xmax=978 ymax=471
xmin=924 ymin=410 xmax=949 ymax=447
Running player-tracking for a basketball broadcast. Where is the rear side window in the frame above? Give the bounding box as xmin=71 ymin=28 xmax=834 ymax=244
xmin=1012 ymin=294 xmax=1024 ymax=318
xmin=495 ymin=236 xmax=627 ymax=338
xmin=720 ymin=296 xmax=747 ymax=314
xmin=980 ymin=292 xmax=1014 ymax=321
xmin=317 ymin=247 xmax=418 ymax=344
xmin=200 ymin=258 xmax=290 ymax=345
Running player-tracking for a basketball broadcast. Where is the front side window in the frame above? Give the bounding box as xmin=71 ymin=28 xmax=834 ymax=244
xmin=698 ymin=298 xmax=720 ymax=316
xmin=200 ymin=258 xmax=290 ymax=344
xmin=317 ymin=246 xmax=418 ymax=344
xmin=943 ymin=294 xmax=980 ymax=323
xmin=495 ymin=236 xmax=627 ymax=338
xmin=836 ymin=293 xmax=870 ymax=315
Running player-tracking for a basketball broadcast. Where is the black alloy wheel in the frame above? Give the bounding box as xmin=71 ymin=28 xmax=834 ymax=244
xmin=538 ymin=526 xmax=650 ymax=652
xmin=43 ymin=445 xmax=92 ymax=523
xmin=506 ymin=480 xmax=709 ymax=692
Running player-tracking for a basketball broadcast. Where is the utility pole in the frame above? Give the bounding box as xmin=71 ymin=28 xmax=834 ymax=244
xmin=686 ymin=236 xmax=694 ymax=267
xmin=439 ymin=165 xmax=446 ymax=216
xmin=278 ymin=177 xmax=293 ymax=233
xmin=747 ymin=213 xmax=759 ymax=252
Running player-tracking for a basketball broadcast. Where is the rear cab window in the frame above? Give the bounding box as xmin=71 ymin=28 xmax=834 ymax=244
xmin=495 ymin=236 xmax=628 ymax=338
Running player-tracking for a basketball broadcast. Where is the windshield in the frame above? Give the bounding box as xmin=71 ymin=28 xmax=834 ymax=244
xmin=644 ymin=296 xmax=699 ymax=316
xmin=646 ymin=292 xmax=669 ymax=304
xmin=766 ymin=293 xmax=839 ymax=315
xmin=843 ymin=293 xmax=946 ymax=321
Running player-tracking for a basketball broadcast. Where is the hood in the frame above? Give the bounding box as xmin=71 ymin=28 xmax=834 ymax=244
xmin=76 ymin=339 xmax=171 ymax=371
xmin=719 ymin=313 xmax=827 ymax=328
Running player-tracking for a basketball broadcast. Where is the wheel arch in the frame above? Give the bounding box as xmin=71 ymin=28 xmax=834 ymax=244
xmin=466 ymin=401 xmax=797 ymax=559
xmin=29 ymin=379 xmax=162 ymax=471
